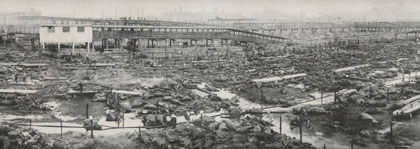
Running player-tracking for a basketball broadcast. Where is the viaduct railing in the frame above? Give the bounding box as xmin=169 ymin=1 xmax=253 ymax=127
xmin=234 ymin=21 xmax=420 ymax=30
xmin=92 ymin=26 xmax=287 ymax=44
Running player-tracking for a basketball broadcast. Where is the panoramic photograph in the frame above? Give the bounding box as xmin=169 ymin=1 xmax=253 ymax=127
xmin=1 ymin=0 xmax=420 ymax=148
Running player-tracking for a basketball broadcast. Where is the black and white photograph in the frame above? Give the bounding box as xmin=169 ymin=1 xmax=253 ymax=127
xmin=1 ymin=0 xmax=420 ymax=148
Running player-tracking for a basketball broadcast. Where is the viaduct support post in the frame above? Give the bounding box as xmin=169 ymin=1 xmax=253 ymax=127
xmin=106 ymin=39 xmax=109 ymax=51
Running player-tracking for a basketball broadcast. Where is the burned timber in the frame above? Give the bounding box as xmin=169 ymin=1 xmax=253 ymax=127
xmin=2 ymin=7 xmax=420 ymax=149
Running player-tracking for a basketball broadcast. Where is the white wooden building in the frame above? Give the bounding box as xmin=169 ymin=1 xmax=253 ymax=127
xmin=39 ymin=24 xmax=93 ymax=53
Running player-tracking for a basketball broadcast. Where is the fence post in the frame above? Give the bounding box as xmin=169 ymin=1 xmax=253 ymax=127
xmin=279 ymin=115 xmax=282 ymax=135
xmin=260 ymin=89 xmax=264 ymax=109
xmin=90 ymin=119 xmax=93 ymax=138
xmin=86 ymin=103 xmax=89 ymax=119
xmin=60 ymin=119 xmax=63 ymax=138
xmin=29 ymin=119 xmax=32 ymax=130
xmin=138 ymin=125 xmax=141 ymax=140
xmin=299 ymin=114 xmax=303 ymax=143
xmin=122 ymin=112 xmax=125 ymax=128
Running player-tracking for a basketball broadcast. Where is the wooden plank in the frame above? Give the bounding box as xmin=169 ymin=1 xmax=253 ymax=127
xmin=19 ymin=63 xmax=48 ymax=67
xmin=67 ymin=90 xmax=98 ymax=94
xmin=111 ymin=90 xmax=142 ymax=95
xmin=0 ymin=89 xmax=38 ymax=94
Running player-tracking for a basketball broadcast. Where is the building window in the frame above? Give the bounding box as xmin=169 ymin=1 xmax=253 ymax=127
xmin=77 ymin=26 xmax=85 ymax=32
xmin=47 ymin=26 xmax=55 ymax=33
xmin=62 ymin=26 xmax=70 ymax=32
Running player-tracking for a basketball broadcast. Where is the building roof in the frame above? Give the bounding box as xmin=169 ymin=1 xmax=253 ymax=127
xmin=40 ymin=24 xmax=92 ymax=27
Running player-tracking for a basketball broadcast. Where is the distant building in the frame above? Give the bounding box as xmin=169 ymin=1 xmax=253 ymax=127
xmin=0 ymin=9 xmax=42 ymax=25
xmin=208 ymin=17 xmax=256 ymax=25
xmin=39 ymin=24 xmax=93 ymax=53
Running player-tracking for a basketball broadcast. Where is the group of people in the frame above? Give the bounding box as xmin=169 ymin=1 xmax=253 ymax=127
xmin=13 ymin=72 xmax=28 ymax=83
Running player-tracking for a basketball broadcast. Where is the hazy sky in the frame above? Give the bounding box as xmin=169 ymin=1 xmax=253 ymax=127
xmin=1 ymin=0 xmax=420 ymax=21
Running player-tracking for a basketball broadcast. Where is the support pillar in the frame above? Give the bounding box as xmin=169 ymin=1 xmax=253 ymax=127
xmin=106 ymin=39 xmax=109 ymax=51
xmin=30 ymin=38 xmax=35 ymax=50
xmin=87 ymin=42 xmax=90 ymax=53
xmin=72 ymin=42 xmax=75 ymax=54
xmin=114 ymin=39 xmax=118 ymax=48
xmin=58 ymin=43 xmax=61 ymax=53
xmin=119 ymin=39 xmax=123 ymax=49
xmin=169 ymin=39 xmax=172 ymax=47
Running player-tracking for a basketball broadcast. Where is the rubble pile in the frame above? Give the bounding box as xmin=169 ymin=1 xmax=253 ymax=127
xmin=139 ymin=115 xmax=314 ymax=149
xmin=0 ymin=123 xmax=55 ymax=149
xmin=130 ymin=80 xmax=236 ymax=119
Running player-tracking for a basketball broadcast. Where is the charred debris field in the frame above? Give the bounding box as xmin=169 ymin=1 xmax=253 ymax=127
xmin=3 ymin=9 xmax=420 ymax=149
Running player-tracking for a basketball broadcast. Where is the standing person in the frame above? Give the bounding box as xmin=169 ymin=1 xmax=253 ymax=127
xmin=78 ymin=82 xmax=83 ymax=93
xmin=14 ymin=73 xmax=18 ymax=83
xmin=170 ymin=114 xmax=177 ymax=128
xmin=162 ymin=113 xmax=168 ymax=128
xmin=22 ymin=72 xmax=27 ymax=83
xmin=184 ymin=110 xmax=190 ymax=122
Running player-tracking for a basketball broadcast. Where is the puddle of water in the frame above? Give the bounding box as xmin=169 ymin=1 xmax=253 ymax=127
xmin=1 ymin=114 xmax=46 ymax=120
xmin=385 ymin=71 xmax=420 ymax=86
xmin=54 ymin=112 xmax=78 ymax=121
xmin=264 ymin=114 xmax=350 ymax=149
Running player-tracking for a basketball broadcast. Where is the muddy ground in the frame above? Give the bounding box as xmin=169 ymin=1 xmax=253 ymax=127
xmin=2 ymin=32 xmax=420 ymax=149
